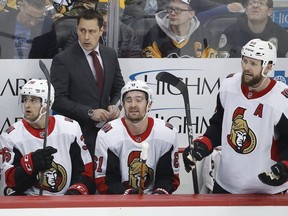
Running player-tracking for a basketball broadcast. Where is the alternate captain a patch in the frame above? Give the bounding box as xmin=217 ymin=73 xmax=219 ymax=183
xmin=281 ymin=89 xmax=288 ymax=98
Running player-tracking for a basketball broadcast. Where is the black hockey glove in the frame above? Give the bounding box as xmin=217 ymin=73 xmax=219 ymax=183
xmin=258 ymin=161 xmax=288 ymax=186
xmin=183 ymin=136 xmax=212 ymax=173
xmin=123 ymin=188 xmax=139 ymax=195
xmin=31 ymin=146 xmax=57 ymax=174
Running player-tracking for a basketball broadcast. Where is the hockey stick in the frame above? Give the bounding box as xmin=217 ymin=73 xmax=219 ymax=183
xmin=139 ymin=141 xmax=149 ymax=194
xmin=156 ymin=72 xmax=199 ymax=194
xmin=38 ymin=60 xmax=52 ymax=196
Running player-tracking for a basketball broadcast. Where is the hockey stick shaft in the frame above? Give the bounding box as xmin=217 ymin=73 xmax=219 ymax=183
xmin=139 ymin=161 xmax=146 ymax=194
xmin=156 ymin=72 xmax=199 ymax=194
xmin=38 ymin=60 xmax=52 ymax=196
xmin=39 ymin=60 xmax=51 ymax=149
xmin=139 ymin=141 xmax=149 ymax=194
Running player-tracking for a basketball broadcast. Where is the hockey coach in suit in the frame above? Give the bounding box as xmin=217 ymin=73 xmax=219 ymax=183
xmin=50 ymin=9 xmax=125 ymax=159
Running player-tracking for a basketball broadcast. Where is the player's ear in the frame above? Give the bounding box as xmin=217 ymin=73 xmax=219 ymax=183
xmin=264 ymin=64 xmax=273 ymax=75
xmin=41 ymin=104 xmax=48 ymax=113
xmin=147 ymin=102 xmax=152 ymax=112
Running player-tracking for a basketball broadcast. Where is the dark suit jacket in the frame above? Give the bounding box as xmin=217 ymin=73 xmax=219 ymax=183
xmin=0 ymin=10 xmax=58 ymax=59
xmin=50 ymin=42 xmax=125 ymax=154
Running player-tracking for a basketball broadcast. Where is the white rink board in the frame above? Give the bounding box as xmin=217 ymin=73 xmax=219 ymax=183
xmin=0 ymin=59 xmax=288 ymax=195
xmin=1 ymin=206 xmax=288 ymax=216
xmin=1 ymin=58 xmax=288 ymax=146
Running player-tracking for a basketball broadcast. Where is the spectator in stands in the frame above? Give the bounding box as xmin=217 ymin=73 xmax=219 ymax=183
xmin=122 ymin=0 xmax=244 ymax=27
xmin=94 ymin=80 xmax=180 ymax=194
xmin=51 ymin=0 xmax=125 ymax=20
xmin=0 ymin=0 xmax=58 ymax=59
xmin=218 ymin=0 xmax=288 ymax=58
xmin=52 ymin=0 xmax=94 ymax=19
xmin=64 ymin=0 xmax=142 ymax=57
xmin=0 ymin=79 xmax=93 ymax=196
xmin=0 ymin=0 xmax=17 ymax=12
xmin=142 ymin=0 xmax=218 ymax=58
xmin=195 ymin=0 xmax=244 ymax=24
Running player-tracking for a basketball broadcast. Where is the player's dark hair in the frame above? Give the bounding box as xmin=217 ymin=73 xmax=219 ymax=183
xmin=77 ymin=9 xmax=104 ymax=28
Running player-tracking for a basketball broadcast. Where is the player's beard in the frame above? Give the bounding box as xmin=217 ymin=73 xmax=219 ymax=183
xmin=125 ymin=108 xmax=147 ymax=124
xmin=241 ymin=71 xmax=264 ymax=88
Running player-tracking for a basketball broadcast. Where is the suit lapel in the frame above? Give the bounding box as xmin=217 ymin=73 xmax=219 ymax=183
xmin=73 ymin=43 xmax=100 ymax=94
xmin=99 ymin=45 xmax=110 ymax=95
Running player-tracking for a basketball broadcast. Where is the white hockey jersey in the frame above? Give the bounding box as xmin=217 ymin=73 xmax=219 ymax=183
xmin=209 ymin=72 xmax=288 ymax=194
xmin=0 ymin=115 xmax=93 ymax=196
xmin=0 ymin=136 xmax=5 ymax=196
xmin=95 ymin=117 xmax=180 ymax=194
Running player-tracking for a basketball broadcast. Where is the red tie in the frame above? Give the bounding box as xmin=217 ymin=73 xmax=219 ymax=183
xmin=89 ymin=50 xmax=104 ymax=96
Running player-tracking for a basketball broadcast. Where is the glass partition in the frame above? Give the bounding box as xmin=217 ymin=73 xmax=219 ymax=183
xmin=0 ymin=0 xmax=287 ymax=59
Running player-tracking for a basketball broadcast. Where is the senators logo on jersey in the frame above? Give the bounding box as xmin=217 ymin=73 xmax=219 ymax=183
xmin=227 ymin=107 xmax=257 ymax=154
xmin=126 ymin=151 xmax=154 ymax=189
xmin=36 ymin=161 xmax=67 ymax=192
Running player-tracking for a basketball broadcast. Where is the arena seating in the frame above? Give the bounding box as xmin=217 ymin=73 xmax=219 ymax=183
xmin=54 ymin=16 xmax=78 ymax=52
xmin=202 ymin=13 xmax=239 ymax=46
xmin=129 ymin=14 xmax=240 ymax=49
xmin=130 ymin=16 xmax=157 ymax=48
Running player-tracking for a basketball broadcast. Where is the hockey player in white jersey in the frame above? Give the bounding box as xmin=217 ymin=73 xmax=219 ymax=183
xmin=0 ymin=79 xmax=93 ymax=195
xmin=183 ymin=38 xmax=288 ymax=194
xmin=94 ymin=80 xmax=180 ymax=194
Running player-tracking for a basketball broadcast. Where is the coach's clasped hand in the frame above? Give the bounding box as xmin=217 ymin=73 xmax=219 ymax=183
xmin=258 ymin=161 xmax=288 ymax=186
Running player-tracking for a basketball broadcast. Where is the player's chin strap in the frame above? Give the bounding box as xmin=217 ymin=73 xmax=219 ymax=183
xmin=24 ymin=106 xmax=47 ymax=124
xmin=125 ymin=113 xmax=149 ymax=128
xmin=249 ymin=64 xmax=272 ymax=92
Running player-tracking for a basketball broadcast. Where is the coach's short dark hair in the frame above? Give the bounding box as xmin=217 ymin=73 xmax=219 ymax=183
xmin=77 ymin=9 xmax=104 ymax=28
